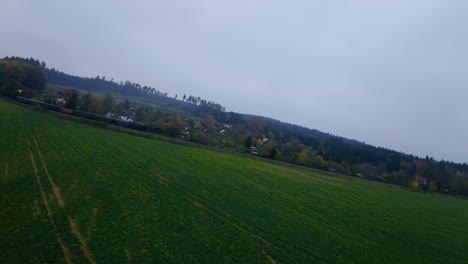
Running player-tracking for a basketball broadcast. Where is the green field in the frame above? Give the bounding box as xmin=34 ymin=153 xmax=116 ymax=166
xmin=1 ymin=99 xmax=467 ymax=263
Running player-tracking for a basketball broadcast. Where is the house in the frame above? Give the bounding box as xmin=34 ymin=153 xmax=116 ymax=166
xmin=352 ymin=173 xmax=364 ymax=178
xmin=119 ymin=116 xmax=133 ymax=123
xmin=56 ymin=98 xmax=66 ymax=104
xmin=250 ymin=146 xmax=258 ymax=155
xmin=178 ymin=133 xmax=189 ymax=140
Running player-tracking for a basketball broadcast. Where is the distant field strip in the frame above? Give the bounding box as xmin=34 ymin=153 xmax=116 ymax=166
xmin=1 ymin=99 xmax=468 ymax=263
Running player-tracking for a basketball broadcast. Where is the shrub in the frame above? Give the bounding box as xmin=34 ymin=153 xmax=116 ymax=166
xmin=408 ymin=181 xmax=419 ymax=192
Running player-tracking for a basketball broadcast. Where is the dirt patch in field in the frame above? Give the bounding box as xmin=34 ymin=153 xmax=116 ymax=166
xmin=69 ymin=217 xmax=96 ymax=264
xmin=28 ymin=140 xmax=73 ymax=264
xmin=34 ymin=137 xmax=65 ymax=208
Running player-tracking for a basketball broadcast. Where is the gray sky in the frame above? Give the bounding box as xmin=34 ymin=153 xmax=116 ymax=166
xmin=1 ymin=0 xmax=467 ymax=163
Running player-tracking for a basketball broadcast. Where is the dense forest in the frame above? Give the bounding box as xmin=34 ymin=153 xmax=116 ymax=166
xmin=2 ymin=56 xmax=468 ymax=197
xmin=0 ymin=58 xmax=46 ymax=98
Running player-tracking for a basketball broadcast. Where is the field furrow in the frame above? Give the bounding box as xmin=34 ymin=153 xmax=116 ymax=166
xmin=28 ymin=139 xmax=73 ymax=264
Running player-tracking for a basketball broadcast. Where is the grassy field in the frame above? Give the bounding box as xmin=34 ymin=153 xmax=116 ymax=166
xmin=1 ymin=99 xmax=468 ymax=263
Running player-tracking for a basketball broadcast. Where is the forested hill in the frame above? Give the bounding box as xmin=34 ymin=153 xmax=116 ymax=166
xmin=45 ymin=67 xmax=189 ymax=107
xmin=43 ymin=62 xmax=340 ymax=142
xmin=3 ymin=56 xmax=468 ymax=197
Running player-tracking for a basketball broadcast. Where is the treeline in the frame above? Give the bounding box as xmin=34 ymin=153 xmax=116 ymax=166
xmin=1 ymin=56 xmax=225 ymax=114
xmin=45 ymin=67 xmax=225 ymax=114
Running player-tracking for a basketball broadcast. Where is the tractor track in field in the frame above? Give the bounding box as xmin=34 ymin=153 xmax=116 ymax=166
xmin=68 ymin=217 xmax=97 ymax=264
xmin=263 ymin=251 xmax=280 ymax=264
xmin=125 ymin=248 xmax=132 ymax=263
xmin=33 ymin=137 xmax=65 ymax=208
xmin=28 ymin=139 xmax=73 ymax=264
xmin=32 ymin=136 xmax=97 ymax=264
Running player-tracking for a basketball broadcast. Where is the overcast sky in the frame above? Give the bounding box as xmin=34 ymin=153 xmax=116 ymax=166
xmin=1 ymin=0 xmax=467 ymax=163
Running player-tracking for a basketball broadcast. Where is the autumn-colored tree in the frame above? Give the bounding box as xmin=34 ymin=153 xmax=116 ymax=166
xmin=385 ymin=170 xmax=406 ymax=185
xmin=47 ymin=88 xmax=57 ymax=98
xmin=255 ymin=138 xmax=263 ymax=146
xmin=408 ymin=181 xmax=419 ymax=191
xmin=237 ymin=133 xmax=249 ymax=147
xmin=311 ymin=155 xmax=328 ymax=170
xmin=0 ymin=60 xmax=46 ymax=98
xmin=427 ymin=181 xmax=437 ymax=192
xmin=165 ymin=115 xmax=182 ymax=137
xmin=203 ymin=115 xmax=215 ymax=128
xmin=297 ymin=149 xmax=310 ymax=166
xmin=63 ymin=88 xmax=77 ymax=100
